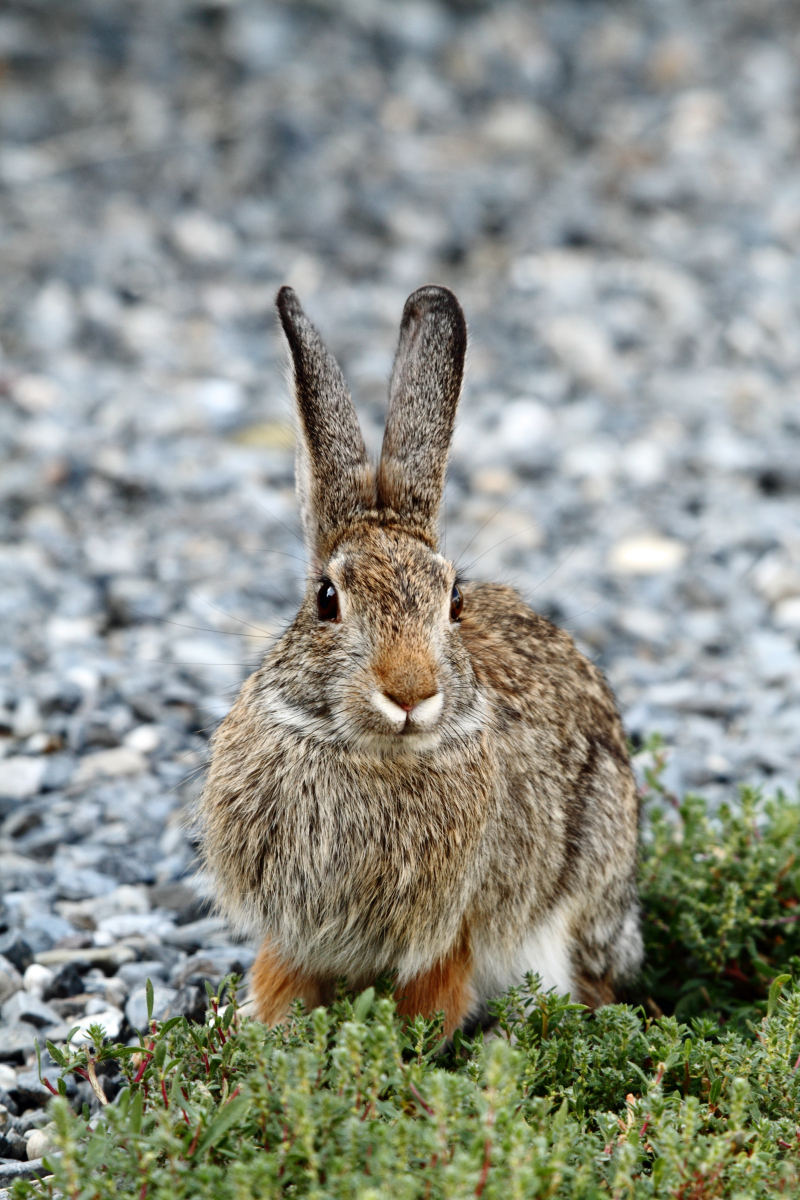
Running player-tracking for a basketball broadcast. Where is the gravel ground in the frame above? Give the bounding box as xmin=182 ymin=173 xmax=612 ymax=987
xmin=1 ymin=0 xmax=800 ymax=1139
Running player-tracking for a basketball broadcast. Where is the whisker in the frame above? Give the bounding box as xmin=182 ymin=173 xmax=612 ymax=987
xmin=128 ymin=610 xmax=274 ymax=638
xmin=454 ymin=483 xmax=526 ymax=563
xmin=458 ymin=521 xmax=544 ymax=576
xmin=246 ymin=494 xmax=306 ymax=550
xmin=186 ymin=590 xmax=277 ymax=637
xmin=524 ymin=545 xmax=577 ymax=597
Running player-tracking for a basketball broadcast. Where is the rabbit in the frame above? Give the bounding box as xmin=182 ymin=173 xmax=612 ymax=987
xmin=199 ymin=284 xmax=643 ymax=1034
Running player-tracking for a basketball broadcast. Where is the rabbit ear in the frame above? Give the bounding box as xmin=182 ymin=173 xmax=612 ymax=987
xmin=277 ymin=287 xmax=374 ymax=562
xmin=377 ymin=286 xmax=467 ymax=543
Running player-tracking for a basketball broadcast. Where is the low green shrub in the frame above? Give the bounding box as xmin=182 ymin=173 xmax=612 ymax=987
xmin=14 ymin=756 xmax=800 ymax=1199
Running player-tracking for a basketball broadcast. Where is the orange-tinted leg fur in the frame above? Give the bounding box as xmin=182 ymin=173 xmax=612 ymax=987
xmin=251 ymin=938 xmax=324 ymax=1026
xmin=394 ymin=932 xmax=474 ymax=1036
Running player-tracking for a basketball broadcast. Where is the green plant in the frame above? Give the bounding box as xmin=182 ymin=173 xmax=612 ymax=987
xmin=13 ymin=765 xmax=800 ymax=1200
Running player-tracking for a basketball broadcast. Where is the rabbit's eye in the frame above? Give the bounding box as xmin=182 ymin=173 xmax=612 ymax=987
xmin=450 ymin=584 xmax=463 ymax=621
xmin=317 ymin=580 xmax=339 ymax=622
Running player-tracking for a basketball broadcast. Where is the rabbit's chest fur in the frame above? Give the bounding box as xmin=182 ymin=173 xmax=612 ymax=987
xmin=202 ymin=671 xmax=497 ymax=978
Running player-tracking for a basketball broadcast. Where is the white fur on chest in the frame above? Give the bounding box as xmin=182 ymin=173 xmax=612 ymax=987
xmin=472 ymin=900 xmax=576 ymax=1004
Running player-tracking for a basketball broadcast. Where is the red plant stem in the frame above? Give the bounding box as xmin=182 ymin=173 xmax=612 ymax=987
xmin=134 ymin=1051 xmax=153 ymax=1085
xmin=640 ymin=1117 xmax=650 ymax=1137
xmin=225 ymin=1086 xmax=241 ymax=1105
xmin=139 ymin=1182 xmax=147 ymax=1200
xmin=408 ymin=1081 xmax=435 ymax=1117
xmin=161 ymin=1078 xmax=169 ymax=1107
xmin=43 ymin=1078 xmax=59 ymax=1096
xmin=188 ymin=1118 xmax=203 ymax=1157
xmin=475 ymin=1138 xmax=492 ymax=1197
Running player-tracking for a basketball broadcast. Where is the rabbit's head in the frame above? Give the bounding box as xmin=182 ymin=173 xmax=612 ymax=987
xmin=272 ymin=285 xmax=485 ymax=757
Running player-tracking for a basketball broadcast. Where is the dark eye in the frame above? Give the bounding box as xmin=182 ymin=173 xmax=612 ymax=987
xmin=316 ymin=580 xmax=339 ymax=622
xmin=450 ymin=584 xmax=463 ymax=621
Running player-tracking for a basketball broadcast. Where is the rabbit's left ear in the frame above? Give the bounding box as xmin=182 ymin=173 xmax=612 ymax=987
xmin=277 ymin=287 xmax=375 ymax=563
xmin=377 ymin=286 xmax=467 ymax=545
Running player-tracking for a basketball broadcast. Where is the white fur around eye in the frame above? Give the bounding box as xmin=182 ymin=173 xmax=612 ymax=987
xmin=410 ymin=692 xmax=443 ymax=725
xmin=371 ymin=692 xmax=407 ymax=727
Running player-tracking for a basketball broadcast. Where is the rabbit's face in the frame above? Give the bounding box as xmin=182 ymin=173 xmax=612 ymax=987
xmin=274 ymin=523 xmax=485 ymax=757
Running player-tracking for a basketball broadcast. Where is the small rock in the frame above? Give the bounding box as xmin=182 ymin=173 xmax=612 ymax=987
xmin=117 ymin=960 xmax=168 ymax=988
xmin=13 ymin=1068 xmax=74 ymax=1107
xmin=26 ymin=1125 xmax=56 ymax=1161
xmin=0 ymin=1127 xmax=28 ymax=1160
xmin=0 ymin=936 xmax=33 ymax=976
xmin=170 ymin=984 xmax=207 ymax=1024
xmin=0 ymin=1158 xmax=48 ymax=1186
xmin=36 ymin=944 xmax=136 ymax=973
xmin=0 ymin=758 xmax=45 ymax=801
xmin=125 ymin=985 xmax=177 ymax=1032
xmin=42 ymin=962 xmax=84 ymax=1001
xmin=0 ymin=967 xmax=22 ymax=1008
xmin=22 ymin=964 xmax=54 ymax=999
xmin=161 ymin=916 xmax=230 ymax=950
xmin=0 ymin=992 xmax=61 ymax=1028
xmin=72 ymin=747 xmax=147 ymax=787
xmin=608 ymin=534 xmax=687 ymax=575
xmin=0 ymin=1025 xmax=41 ymax=1064
xmin=0 ymin=1067 xmax=16 ymax=1093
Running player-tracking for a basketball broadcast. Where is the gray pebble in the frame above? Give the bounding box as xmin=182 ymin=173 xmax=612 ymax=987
xmin=0 ymin=993 xmax=61 ymax=1030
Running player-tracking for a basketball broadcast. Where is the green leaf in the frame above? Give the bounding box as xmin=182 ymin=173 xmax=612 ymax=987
xmin=146 ymin=978 xmax=155 ymax=1024
xmin=130 ymin=1089 xmax=143 ymax=1135
xmin=193 ymin=1095 xmax=250 ymax=1159
xmin=767 ymin=974 xmax=791 ymax=1018
xmin=353 ymin=987 xmax=375 ymax=1023
xmin=45 ymin=1041 xmax=66 ymax=1067
xmin=551 ymin=1097 xmax=568 ymax=1133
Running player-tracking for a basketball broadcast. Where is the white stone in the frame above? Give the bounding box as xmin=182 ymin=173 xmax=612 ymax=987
xmin=26 ymin=1126 xmax=57 ymax=1161
xmin=172 ymin=211 xmax=236 ymax=262
xmin=562 ymin=440 xmax=618 ymax=479
xmin=609 ymin=535 xmax=687 ymax=575
xmin=620 ymin=440 xmax=667 ymax=486
xmin=11 ymin=374 xmax=63 ymax=413
xmin=0 ymin=756 xmax=46 ymax=799
xmin=72 ymin=747 xmax=147 ymax=785
xmin=23 ymin=964 xmax=54 ymax=999
xmin=123 ymin=724 xmax=161 ymax=753
xmin=544 ymin=316 xmax=619 ymax=392
xmin=46 ymin=616 xmax=98 ymax=647
xmin=11 ymin=697 xmax=42 ymax=739
xmin=774 ymin=597 xmax=800 ymax=630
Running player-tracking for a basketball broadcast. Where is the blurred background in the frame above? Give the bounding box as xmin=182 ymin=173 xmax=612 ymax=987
xmin=1 ymin=0 xmax=800 ymax=1038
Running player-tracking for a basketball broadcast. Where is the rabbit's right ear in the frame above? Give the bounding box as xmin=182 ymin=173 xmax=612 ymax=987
xmin=277 ymin=287 xmax=374 ymax=564
xmin=377 ymin=286 xmax=466 ymax=546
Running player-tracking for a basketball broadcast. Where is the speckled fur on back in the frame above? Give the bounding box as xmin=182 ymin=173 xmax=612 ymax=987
xmin=200 ymin=285 xmax=642 ymax=1033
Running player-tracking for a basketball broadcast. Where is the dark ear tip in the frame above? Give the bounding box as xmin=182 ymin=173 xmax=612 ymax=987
xmin=402 ymin=284 xmax=466 ymax=333
xmin=276 ymin=285 xmax=303 ymax=328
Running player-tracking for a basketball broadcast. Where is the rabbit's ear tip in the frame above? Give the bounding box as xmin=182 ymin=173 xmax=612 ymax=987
xmin=276 ymin=285 xmax=302 ymax=319
xmin=404 ymin=284 xmax=463 ymax=311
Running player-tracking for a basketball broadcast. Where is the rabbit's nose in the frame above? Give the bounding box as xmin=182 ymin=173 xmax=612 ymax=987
xmin=373 ymin=650 xmax=437 ymax=713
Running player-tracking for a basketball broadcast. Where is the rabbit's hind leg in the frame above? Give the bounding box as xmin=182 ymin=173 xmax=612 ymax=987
xmin=395 ymin=930 xmax=476 ymax=1037
xmin=251 ymin=937 xmax=326 ymax=1026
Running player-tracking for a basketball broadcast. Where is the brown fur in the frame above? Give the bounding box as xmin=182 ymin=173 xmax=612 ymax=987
xmin=251 ymin=939 xmax=329 ymax=1025
xmin=394 ymin=929 xmax=475 ymax=1036
xmin=199 ymin=286 xmax=643 ymax=1034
